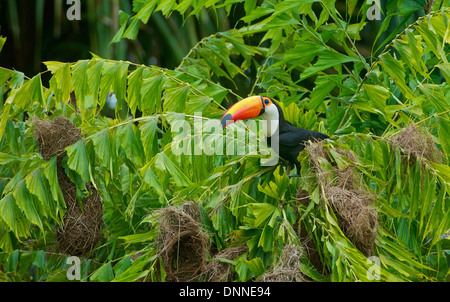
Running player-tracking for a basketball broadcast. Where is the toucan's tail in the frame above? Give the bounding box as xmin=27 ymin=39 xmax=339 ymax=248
xmin=309 ymin=130 xmax=330 ymax=141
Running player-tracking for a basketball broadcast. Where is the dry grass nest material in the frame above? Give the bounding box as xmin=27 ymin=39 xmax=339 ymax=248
xmin=260 ymin=244 xmax=306 ymax=282
xmin=298 ymin=142 xmax=378 ymax=258
xmin=157 ymin=202 xmax=209 ymax=282
xmin=34 ymin=117 xmax=102 ymax=256
xmin=34 ymin=116 xmax=83 ymax=162
xmin=157 ymin=202 xmax=250 ymax=282
xmin=389 ymin=123 xmax=443 ymax=163
xmin=325 ymin=187 xmax=378 ymax=256
xmin=205 ymin=245 xmax=248 ymax=282
xmin=56 ymin=169 xmax=103 ymax=256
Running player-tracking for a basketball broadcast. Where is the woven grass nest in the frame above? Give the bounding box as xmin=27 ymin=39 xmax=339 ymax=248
xmin=296 ymin=142 xmax=378 ymax=273
xmin=205 ymin=245 xmax=249 ymax=282
xmin=260 ymin=244 xmax=306 ymax=282
xmin=156 ymin=202 xmax=209 ymax=281
xmin=34 ymin=116 xmax=103 ymax=256
xmin=156 ymin=202 xmax=250 ymax=282
xmin=389 ymin=123 xmax=443 ymax=163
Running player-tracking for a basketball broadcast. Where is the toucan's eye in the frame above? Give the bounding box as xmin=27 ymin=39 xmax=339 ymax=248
xmin=264 ymin=98 xmax=270 ymax=105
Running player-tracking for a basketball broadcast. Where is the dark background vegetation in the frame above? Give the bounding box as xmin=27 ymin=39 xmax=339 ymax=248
xmin=0 ymin=0 xmax=433 ymax=82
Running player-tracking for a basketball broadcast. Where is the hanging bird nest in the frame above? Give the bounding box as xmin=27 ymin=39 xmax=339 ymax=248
xmin=34 ymin=116 xmax=83 ymax=162
xmin=389 ymin=123 xmax=443 ymax=163
xmin=204 ymin=245 xmax=248 ymax=282
xmin=157 ymin=202 xmax=209 ymax=282
xmin=325 ymin=186 xmax=378 ymax=256
xmin=55 ymin=169 xmax=103 ymax=256
xmin=34 ymin=117 xmax=103 ymax=256
xmin=260 ymin=244 xmax=306 ymax=282
xmin=298 ymin=142 xmax=378 ymax=260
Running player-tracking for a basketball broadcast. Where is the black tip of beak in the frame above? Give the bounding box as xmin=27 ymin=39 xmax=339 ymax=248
xmin=221 ymin=113 xmax=232 ymax=128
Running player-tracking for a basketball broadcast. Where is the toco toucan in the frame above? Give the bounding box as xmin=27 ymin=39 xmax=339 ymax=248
xmin=221 ymin=96 xmax=329 ymax=176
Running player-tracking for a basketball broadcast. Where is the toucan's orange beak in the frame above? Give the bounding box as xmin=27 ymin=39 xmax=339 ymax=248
xmin=221 ymin=96 xmax=264 ymax=128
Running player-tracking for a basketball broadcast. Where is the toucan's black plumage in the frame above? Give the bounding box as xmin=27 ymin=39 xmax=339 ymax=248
xmin=268 ymin=100 xmax=329 ymax=169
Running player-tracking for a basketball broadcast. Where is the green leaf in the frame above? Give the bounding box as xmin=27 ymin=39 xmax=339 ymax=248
xmin=394 ymin=147 xmax=402 ymax=191
xmin=257 ymin=182 xmax=279 ymax=200
xmin=5 ymin=250 xmax=19 ymax=272
xmin=10 ymin=70 xmax=25 ymax=90
xmin=379 ymin=52 xmax=413 ymax=99
xmin=405 ymin=30 xmax=427 ymax=76
xmin=85 ymin=60 xmax=104 ymax=110
xmin=71 ymin=60 xmax=89 ymax=113
xmin=66 ymin=139 xmax=90 ymax=183
xmin=0 ymin=36 xmax=6 ymax=53
xmin=329 ymin=149 xmax=353 ymax=170
xmin=125 ymin=186 xmax=141 ymax=219
xmin=241 ymin=6 xmax=274 ymax=25
xmin=155 ymin=152 xmax=192 ymax=186
xmin=99 ymin=61 xmax=129 ymax=110
xmin=0 ymin=194 xmax=15 ymax=230
xmin=418 ymin=83 xmax=448 ymax=114
xmin=32 ymin=250 xmax=47 ymax=270
xmin=47 ymin=62 xmax=72 ymax=104
xmin=0 ymin=111 xmax=7 ymax=148
xmin=141 ymin=162 xmax=165 ymax=197
xmin=220 ymin=30 xmax=256 ymax=58
xmin=13 ymin=181 xmax=44 ymax=231
xmin=119 ymin=230 xmax=158 ymax=244
xmin=438 ymin=117 xmax=450 ymax=161
xmin=259 ymin=224 xmax=274 ymax=251
xmin=163 ymin=85 xmax=190 ymax=113
xmin=308 ymin=75 xmax=347 ymax=110
xmin=140 ymin=117 xmax=159 ymax=159
xmin=90 ymin=262 xmax=114 ymax=282
xmin=91 ymin=130 xmax=111 ymax=169
xmin=275 ymin=40 xmax=326 ymax=70
xmin=43 ymin=156 xmax=65 ymax=209
xmin=430 ymin=162 xmax=450 ymax=184
xmin=112 ymin=256 xmax=151 ymax=282
xmin=117 ymin=123 xmax=145 ymax=167
xmin=0 ymin=152 xmax=27 ymax=165
xmin=157 ymin=0 xmax=177 ymax=16
xmin=250 ymin=202 xmax=278 ymax=227
xmin=185 ymin=96 xmax=212 ymax=115
xmin=300 ymin=50 xmax=358 ymax=81
xmin=175 ymin=0 xmax=194 ymax=15
xmin=363 ymin=84 xmax=389 ymax=115
xmin=127 ymin=66 xmax=144 ymax=116
xmin=123 ymin=17 xmax=141 ymax=40
xmin=0 ymin=194 xmax=30 ymax=238
xmin=141 ymin=71 xmax=165 ymax=114
xmin=235 ymin=257 xmax=265 ymax=281
xmin=0 ymin=67 xmax=14 ymax=87
xmin=25 ymin=168 xmax=54 ymax=219
xmin=136 ymin=1 xmax=157 ymax=23
xmin=9 ymin=74 xmax=44 ymax=109
xmin=436 ymin=63 xmax=450 ymax=84
xmin=119 ymin=164 xmax=131 ymax=195
xmin=111 ymin=10 xmax=130 ymax=43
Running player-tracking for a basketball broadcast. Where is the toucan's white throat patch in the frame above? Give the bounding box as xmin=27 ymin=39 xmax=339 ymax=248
xmin=261 ymin=104 xmax=279 ymax=137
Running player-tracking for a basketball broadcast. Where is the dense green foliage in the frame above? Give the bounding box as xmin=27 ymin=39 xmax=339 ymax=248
xmin=0 ymin=0 xmax=449 ymax=282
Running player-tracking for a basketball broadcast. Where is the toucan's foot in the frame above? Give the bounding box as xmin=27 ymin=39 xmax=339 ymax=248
xmin=287 ymin=174 xmax=299 ymax=179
